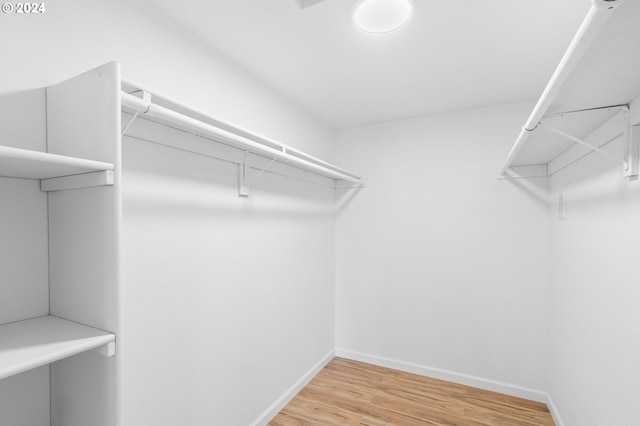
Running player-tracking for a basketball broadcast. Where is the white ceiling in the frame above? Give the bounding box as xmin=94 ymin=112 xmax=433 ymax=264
xmin=128 ymin=0 xmax=592 ymax=129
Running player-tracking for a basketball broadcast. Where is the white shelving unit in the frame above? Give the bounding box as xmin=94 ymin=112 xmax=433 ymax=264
xmin=0 ymin=62 xmax=121 ymax=426
xmin=1 ymin=60 xmax=362 ymax=425
xmin=499 ymin=0 xmax=640 ymax=179
xmin=0 ymin=316 xmax=115 ymax=381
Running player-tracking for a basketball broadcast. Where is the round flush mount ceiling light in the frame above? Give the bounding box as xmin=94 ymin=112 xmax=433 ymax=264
xmin=354 ymin=0 xmax=414 ymax=35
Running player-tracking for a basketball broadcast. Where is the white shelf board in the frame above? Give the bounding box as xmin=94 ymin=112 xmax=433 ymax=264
xmin=0 ymin=315 xmax=115 ymax=381
xmin=549 ymin=0 xmax=640 ymax=115
xmin=0 ymin=145 xmax=114 ymax=180
xmin=501 ymin=0 xmax=640 ymax=175
xmin=121 ymin=80 xmax=365 ymax=186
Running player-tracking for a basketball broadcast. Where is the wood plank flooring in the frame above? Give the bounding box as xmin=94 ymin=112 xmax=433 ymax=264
xmin=269 ymin=358 xmax=554 ymax=426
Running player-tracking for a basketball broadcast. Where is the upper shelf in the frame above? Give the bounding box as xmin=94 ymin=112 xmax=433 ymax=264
xmin=120 ymin=80 xmax=365 ymax=192
xmin=0 ymin=145 xmax=114 ymax=180
xmin=0 ymin=315 xmax=115 ymax=381
xmin=500 ymin=0 xmax=640 ymax=178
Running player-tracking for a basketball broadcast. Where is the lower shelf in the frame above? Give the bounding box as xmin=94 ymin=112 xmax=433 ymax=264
xmin=0 ymin=315 xmax=115 ymax=381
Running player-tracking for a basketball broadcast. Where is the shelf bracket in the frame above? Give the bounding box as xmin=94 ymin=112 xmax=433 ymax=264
xmin=248 ymin=156 xmax=277 ymax=187
xmin=92 ymin=341 xmax=116 ymax=357
xmin=541 ymin=106 xmax=638 ymax=179
xmin=40 ymin=170 xmax=114 ymax=192
xmin=238 ymin=152 xmax=279 ymax=197
xmin=624 ymin=118 xmax=639 ymax=180
xmin=540 ymin=122 xmax=627 ymax=165
xmin=121 ymin=91 xmax=151 ymax=136
xmin=238 ymin=151 xmax=250 ymax=198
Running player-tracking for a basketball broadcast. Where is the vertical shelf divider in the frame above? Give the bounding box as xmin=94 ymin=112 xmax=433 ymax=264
xmin=46 ymin=61 xmax=122 ymax=426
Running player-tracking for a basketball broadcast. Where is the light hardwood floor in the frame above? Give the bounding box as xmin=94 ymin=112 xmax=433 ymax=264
xmin=269 ymin=358 xmax=554 ymax=426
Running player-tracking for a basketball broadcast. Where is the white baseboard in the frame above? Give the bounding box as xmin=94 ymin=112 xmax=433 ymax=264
xmin=250 ymin=350 xmax=335 ymax=426
xmin=335 ymin=349 xmax=548 ymax=404
xmin=546 ymin=393 xmax=565 ymax=426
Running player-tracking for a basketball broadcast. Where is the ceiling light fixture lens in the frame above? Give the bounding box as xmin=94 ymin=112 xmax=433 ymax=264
xmin=354 ymin=0 xmax=414 ymax=35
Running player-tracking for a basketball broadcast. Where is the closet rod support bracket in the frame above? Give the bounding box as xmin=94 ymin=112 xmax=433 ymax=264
xmin=623 ymin=106 xmax=639 ymax=179
xmin=121 ymin=91 xmax=151 ymax=136
xmin=238 ymin=151 xmax=250 ymax=198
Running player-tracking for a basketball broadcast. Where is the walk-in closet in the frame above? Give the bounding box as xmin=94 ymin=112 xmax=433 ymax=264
xmin=1 ymin=0 xmax=639 ymax=425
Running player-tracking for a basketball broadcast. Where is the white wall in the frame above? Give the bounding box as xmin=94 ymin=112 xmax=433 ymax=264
xmin=548 ymin=135 xmax=640 ymax=425
xmin=335 ymin=102 xmax=552 ymax=394
xmin=120 ymin=128 xmax=335 ymax=426
xmin=1 ymin=1 xmax=336 ymax=425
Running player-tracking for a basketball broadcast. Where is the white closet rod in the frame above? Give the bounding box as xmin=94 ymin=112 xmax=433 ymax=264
xmin=499 ymin=0 xmax=626 ymax=176
xmin=122 ymin=80 xmax=358 ymax=177
xmin=121 ymin=92 xmax=364 ymax=185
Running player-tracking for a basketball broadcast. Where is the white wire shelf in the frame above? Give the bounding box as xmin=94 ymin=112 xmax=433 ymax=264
xmin=499 ymin=0 xmax=640 ymax=179
xmin=120 ymin=80 xmax=365 ymax=192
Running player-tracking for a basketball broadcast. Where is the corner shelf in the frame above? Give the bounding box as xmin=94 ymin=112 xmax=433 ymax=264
xmin=0 ymin=315 xmax=115 ymax=381
xmin=499 ymin=0 xmax=640 ymax=179
xmin=0 ymin=145 xmax=114 ymax=180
